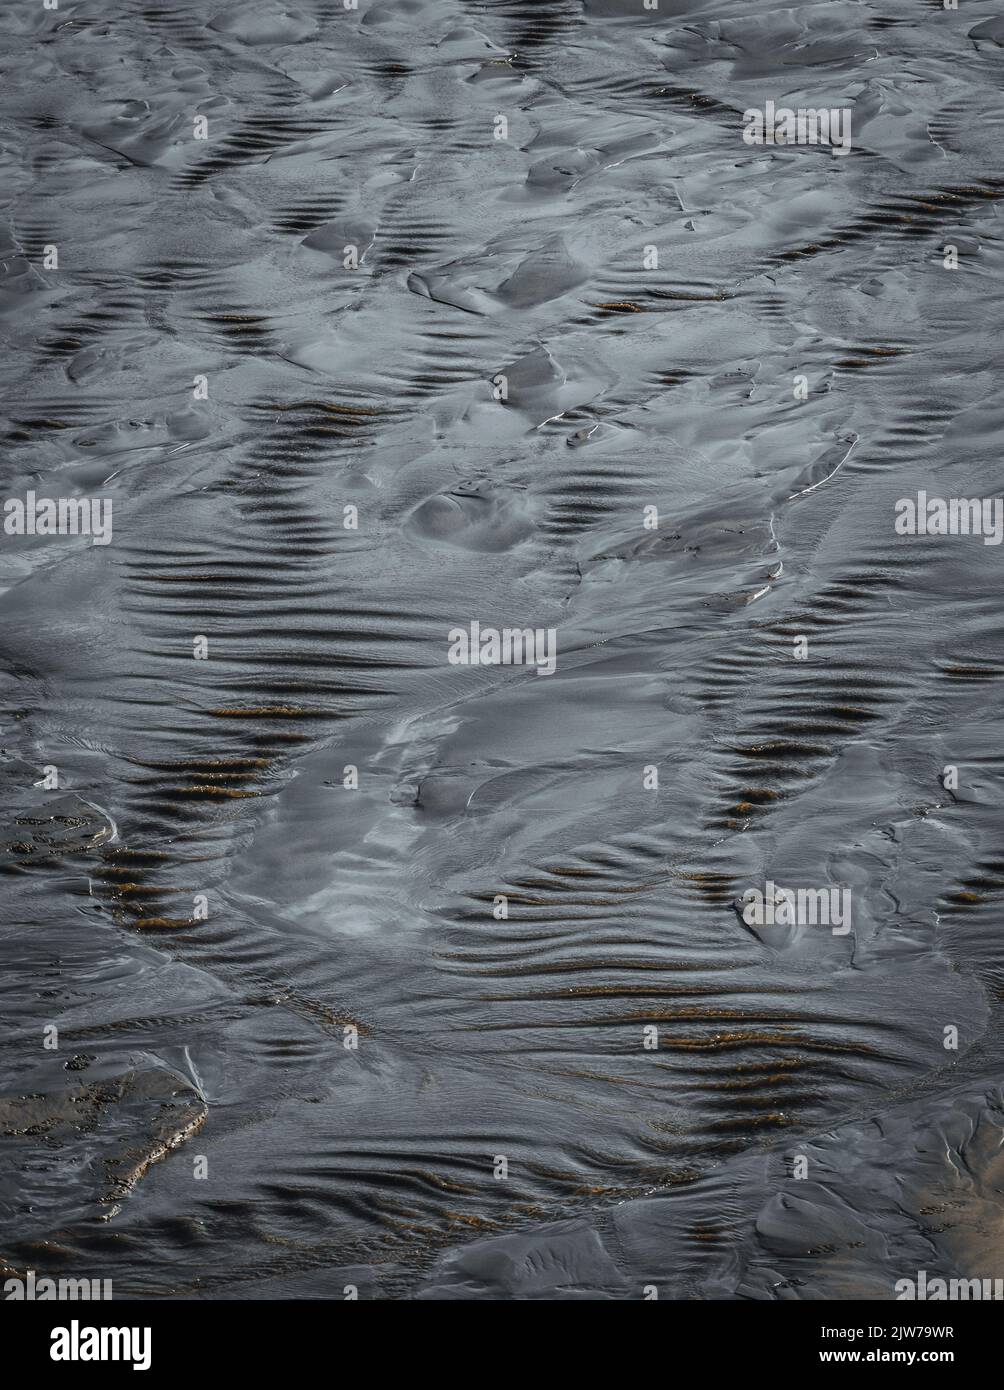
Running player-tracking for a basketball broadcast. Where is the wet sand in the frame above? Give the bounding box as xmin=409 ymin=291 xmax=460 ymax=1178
xmin=2 ymin=0 xmax=1004 ymax=1299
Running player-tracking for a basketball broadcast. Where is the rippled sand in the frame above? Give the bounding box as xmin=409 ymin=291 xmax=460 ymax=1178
xmin=2 ymin=0 xmax=1004 ymax=1299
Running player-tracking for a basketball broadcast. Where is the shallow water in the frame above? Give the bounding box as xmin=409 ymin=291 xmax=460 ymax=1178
xmin=2 ymin=0 xmax=1004 ymax=1300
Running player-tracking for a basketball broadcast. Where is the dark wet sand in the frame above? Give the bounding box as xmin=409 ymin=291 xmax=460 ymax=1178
xmin=2 ymin=0 xmax=1004 ymax=1299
